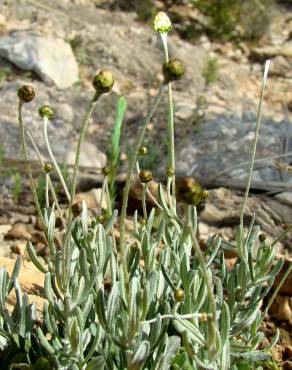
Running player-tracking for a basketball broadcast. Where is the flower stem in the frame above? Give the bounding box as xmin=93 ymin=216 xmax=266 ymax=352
xmin=43 ymin=117 xmax=71 ymax=202
xmin=186 ymin=205 xmax=216 ymax=322
xmin=17 ymin=101 xmax=47 ymax=233
xmin=26 ymin=129 xmax=66 ymax=228
xmin=68 ymin=92 xmax=100 ymax=220
xmin=240 ymin=61 xmax=270 ymax=233
xmin=119 ymin=84 xmax=165 ymax=287
xmin=161 ymin=32 xmax=176 ymax=204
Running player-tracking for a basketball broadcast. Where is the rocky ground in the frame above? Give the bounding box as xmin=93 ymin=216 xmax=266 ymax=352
xmin=0 ymin=0 xmax=292 ymax=367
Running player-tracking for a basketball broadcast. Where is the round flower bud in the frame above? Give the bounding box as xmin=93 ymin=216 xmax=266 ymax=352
xmin=201 ymin=189 xmax=208 ymax=199
xmin=258 ymin=233 xmax=266 ymax=243
xmin=163 ymin=59 xmax=185 ymax=83
xmin=174 ymin=288 xmax=185 ymax=302
xmin=138 ymin=146 xmax=148 ymax=156
xmin=18 ymin=85 xmax=35 ymax=103
xmin=139 ymin=170 xmax=153 ymax=183
xmin=153 ymin=12 xmax=172 ymax=33
xmin=71 ymin=202 xmax=82 ymax=217
xmin=102 ymin=166 xmax=110 ymax=176
xmin=166 ymin=168 xmax=175 ymax=177
xmin=44 ymin=163 xmax=52 ymax=174
xmin=96 ymin=214 xmax=105 ymax=224
xmin=39 ymin=105 xmax=54 ymax=119
xmin=92 ymin=70 xmax=114 ymax=94
xmin=199 ymin=312 xmax=208 ymax=322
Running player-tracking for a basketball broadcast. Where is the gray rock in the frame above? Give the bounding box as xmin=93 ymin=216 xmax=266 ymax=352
xmin=0 ymin=32 xmax=79 ymax=88
xmin=175 ymin=115 xmax=292 ymax=185
xmin=66 ymin=141 xmax=107 ymax=169
xmin=251 ymin=42 xmax=292 ymax=61
xmin=274 ymin=191 xmax=292 ymax=206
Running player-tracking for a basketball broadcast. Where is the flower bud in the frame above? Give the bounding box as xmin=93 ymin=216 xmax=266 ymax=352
xmin=199 ymin=312 xmax=208 ymax=322
xmin=39 ymin=105 xmax=54 ymax=119
xmin=201 ymin=189 xmax=208 ymax=199
xmin=96 ymin=214 xmax=105 ymax=224
xmin=174 ymin=288 xmax=185 ymax=302
xmin=71 ymin=202 xmax=82 ymax=217
xmin=166 ymin=168 xmax=175 ymax=177
xmin=258 ymin=233 xmax=266 ymax=243
xmin=102 ymin=166 xmax=110 ymax=176
xmin=44 ymin=163 xmax=52 ymax=174
xmin=18 ymin=85 xmax=35 ymax=103
xmin=92 ymin=70 xmax=114 ymax=94
xmin=153 ymin=12 xmax=172 ymax=33
xmin=163 ymin=59 xmax=184 ymax=83
xmin=138 ymin=146 xmax=148 ymax=156
xmin=139 ymin=170 xmax=153 ymax=183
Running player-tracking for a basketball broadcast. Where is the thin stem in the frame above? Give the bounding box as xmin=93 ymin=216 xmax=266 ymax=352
xmin=142 ymin=183 xmax=148 ymax=221
xmin=141 ymin=312 xmax=210 ymax=325
xmin=271 ymin=224 xmax=292 ymax=247
xmin=160 ymin=32 xmax=176 ymax=204
xmin=186 ymin=205 xmax=217 ymax=322
xmin=98 ymin=177 xmax=107 ymax=216
xmin=119 ymin=84 xmax=166 ymax=288
xmin=17 ymin=101 xmax=47 ymax=233
xmin=136 ymin=160 xmax=162 ymax=211
xmin=45 ymin=173 xmax=49 ymax=208
xmin=26 ymin=130 xmax=66 ymax=228
xmin=105 ymin=177 xmax=112 ymax=215
xmin=68 ymin=92 xmax=100 ymax=220
xmin=43 ymin=117 xmax=71 ymax=202
xmin=240 ymin=61 xmax=270 ymax=230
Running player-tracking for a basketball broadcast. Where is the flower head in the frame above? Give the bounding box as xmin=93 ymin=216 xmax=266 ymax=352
xmin=18 ymin=85 xmax=35 ymax=103
xmin=44 ymin=163 xmax=52 ymax=174
xmin=163 ymin=59 xmax=184 ymax=83
xmin=153 ymin=12 xmax=172 ymax=33
xmin=39 ymin=105 xmax=54 ymax=119
xmin=139 ymin=170 xmax=153 ymax=183
xmin=92 ymin=70 xmax=114 ymax=94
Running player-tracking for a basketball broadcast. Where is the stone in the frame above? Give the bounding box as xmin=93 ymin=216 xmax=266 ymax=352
xmin=251 ymin=42 xmax=292 ymax=61
xmin=269 ymin=56 xmax=292 ymax=78
xmin=0 ymin=32 xmax=79 ymax=88
xmin=0 ymin=255 xmax=45 ymax=313
xmin=273 ymin=257 xmax=292 ymax=296
xmin=274 ymin=191 xmax=292 ymax=207
xmin=4 ymin=223 xmax=32 ymax=241
xmin=175 ymin=115 xmax=292 ymax=186
xmin=74 ymin=188 xmax=107 ymax=210
xmin=270 ymin=295 xmax=292 ymax=322
xmin=66 ymin=141 xmax=107 ymax=169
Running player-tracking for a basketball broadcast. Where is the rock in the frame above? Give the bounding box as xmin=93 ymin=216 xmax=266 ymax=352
xmin=175 ymin=115 xmax=292 ymax=185
xmin=274 ymin=191 xmax=292 ymax=207
xmin=199 ymin=188 xmax=283 ymax=238
xmin=0 ymin=225 xmax=13 ymax=258
xmin=66 ymin=141 xmax=107 ymax=169
xmin=251 ymin=42 xmax=292 ymax=61
xmin=4 ymin=223 xmax=32 ymax=241
xmin=270 ymin=295 xmax=292 ymax=323
xmin=10 ymin=240 xmax=26 ymax=256
xmin=74 ymin=188 xmax=107 ymax=210
xmin=274 ymin=257 xmax=292 ymax=296
xmin=0 ymin=32 xmax=79 ymax=88
xmin=269 ymin=56 xmax=292 ymax=78
xmin=285 ymin=346 xmax=292 ymax=359
xmin=0 ymin=255 xmax=45 ymax=313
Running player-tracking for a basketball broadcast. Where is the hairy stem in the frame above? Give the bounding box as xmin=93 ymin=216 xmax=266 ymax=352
xmin=68 ymin=92 xmax=100 ymax=219
xmin=17 ymin=101 xmax=47 ymax=233
xmin=119 ymin=84 xmax=165 ymax=290
xmin=186 ymin=205 xmax=216 ymax=322
xmin=240 ymin=61 xmax=270 ymax=232
xmin=161 ymin=32 xmax=176 ymax=205
xmin=43 ymin=117 xmax=71 ymax=202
